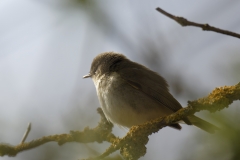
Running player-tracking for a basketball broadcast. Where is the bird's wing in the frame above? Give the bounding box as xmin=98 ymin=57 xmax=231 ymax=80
xmin=118 ymin=67 xmax=183 ymax=112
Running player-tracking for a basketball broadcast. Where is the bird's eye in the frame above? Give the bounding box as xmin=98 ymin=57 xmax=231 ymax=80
xmin=93 ymin=71 xmax=98 ymax=75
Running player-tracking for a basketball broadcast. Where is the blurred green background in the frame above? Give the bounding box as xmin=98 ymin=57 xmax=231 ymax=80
xmin=0 ymin=0 xmax=240 ymax=160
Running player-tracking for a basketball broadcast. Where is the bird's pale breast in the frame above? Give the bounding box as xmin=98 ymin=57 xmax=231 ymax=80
xmin=93 ymin=72 xmax=173 ymax=128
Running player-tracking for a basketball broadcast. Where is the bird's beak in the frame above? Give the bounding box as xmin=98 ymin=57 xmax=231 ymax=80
xmin=83 ymin=73 xmax=91 ymax=79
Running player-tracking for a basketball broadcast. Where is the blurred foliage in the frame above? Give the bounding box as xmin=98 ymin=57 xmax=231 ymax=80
xmin=180 ymin=103 xmax=240 ymax=160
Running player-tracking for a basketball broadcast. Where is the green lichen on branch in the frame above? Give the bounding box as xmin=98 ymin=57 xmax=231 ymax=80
xmin=0 ymin=108 xmax=115 ymax=157
xmin=188 ymin=82 xmax=240 ymax=112
xmin=87 ymin=82 xmax=240 ymax=160
xmin=0 ymin=83 xmax=240 ymax=160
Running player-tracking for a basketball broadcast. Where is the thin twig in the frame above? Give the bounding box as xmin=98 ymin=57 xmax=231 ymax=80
xmin=156 ymin=7 xmax=240 ymax=39
xmin=21 ymin=123 xmax=31 ymax=144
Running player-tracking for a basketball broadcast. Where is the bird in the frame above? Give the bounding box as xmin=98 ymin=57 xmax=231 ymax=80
xmin=83 ymin=51 xmax=218 ymax=133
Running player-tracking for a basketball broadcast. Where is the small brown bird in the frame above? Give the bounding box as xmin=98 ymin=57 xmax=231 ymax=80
xmin=84 ymin=52 xmax=218 ymax=133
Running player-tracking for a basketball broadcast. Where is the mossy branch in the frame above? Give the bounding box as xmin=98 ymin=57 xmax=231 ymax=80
xmin=1 ymin=83 xmax=239 ymax=160
xmin=0 ymin=108 xmax=116 ymax=157
xmin=84 ymin=82 xmax=240 ymax=160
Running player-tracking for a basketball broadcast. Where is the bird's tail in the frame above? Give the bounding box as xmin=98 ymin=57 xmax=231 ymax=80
xmin=188 ymin=115 xmax=219 ymax=134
